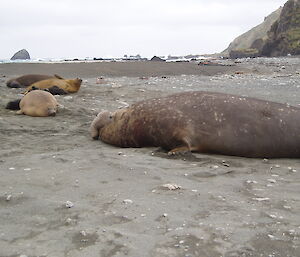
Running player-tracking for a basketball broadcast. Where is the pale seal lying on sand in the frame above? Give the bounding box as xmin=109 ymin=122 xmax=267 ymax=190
xmin=24 ymin=78 xmax=82 ymax=94
xmin=16 ymin=90 xmax=58 ymax=117
xmin=6 ymin=74 xmax=63 ymax=88
xmin=90 ymin=91 xmax=300 ymax=158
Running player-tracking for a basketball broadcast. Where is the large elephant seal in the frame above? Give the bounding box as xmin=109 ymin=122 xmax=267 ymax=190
xmin=25 ymin=78 xmax=82 ymax=94
xmin=17 ymin=90 xmax=58 ymax=117
xmin=90 ymin=91 xmax=300 ymax=158
xmin=6 ymin=74 xmax=63 ymax=88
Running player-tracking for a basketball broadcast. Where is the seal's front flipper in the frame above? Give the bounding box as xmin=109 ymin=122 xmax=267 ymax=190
xmin=167 ymin=146 xmax=192 ymax=156
xmin=16 ymin=110 xmax=24 ymax=115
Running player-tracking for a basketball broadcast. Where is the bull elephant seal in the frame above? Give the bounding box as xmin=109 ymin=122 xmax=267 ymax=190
xmin=90 ymin=91 xmax=300 ymax=158
xmin=17 ymin=90 xmax=58 ymax=117
xmin=6 ymin=74 xmax=63 ymax=88
xmin=25 ymin=78 xmax=82 ymax=94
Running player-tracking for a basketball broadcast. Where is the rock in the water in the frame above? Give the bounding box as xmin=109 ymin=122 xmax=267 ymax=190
xmin=150 ymin=56 xmax=165 ymax=62
xmin=11 ymin=49 xmax=30 ymax=60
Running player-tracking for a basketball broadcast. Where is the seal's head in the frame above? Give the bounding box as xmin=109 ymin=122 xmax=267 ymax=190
xmin=90 ymin=111 xmax=113 ymax=139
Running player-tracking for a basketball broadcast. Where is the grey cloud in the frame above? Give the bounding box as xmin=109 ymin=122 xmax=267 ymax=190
xmin=0 ymin=0 xmax=287 ymax=59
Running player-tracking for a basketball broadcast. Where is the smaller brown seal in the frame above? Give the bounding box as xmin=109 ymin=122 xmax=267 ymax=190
xmin=6 ymin=74 xmax=63 ymax=88
xmin=17 ymin=90 xmax=58 ymax=117
xmin=25 ymin=78 xmax=82 ymax=94
xmin=90 ymin=91 xmax=300 ymax=158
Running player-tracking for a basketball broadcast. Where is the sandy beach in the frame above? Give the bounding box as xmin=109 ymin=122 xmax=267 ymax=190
xmin=0 ymin=58 xmax=300 ymax=257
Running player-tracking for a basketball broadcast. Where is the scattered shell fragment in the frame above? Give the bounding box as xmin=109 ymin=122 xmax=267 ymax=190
xmin=222 ymin=160 xmax=230 ymax=167
xmin=9 ymin=167 xmax=15 ymax=170
xmin=252 ymin=197 xmax=270 ymax=201
xmin=267 ymin=179 xmax=277 ymax=183
xmin=65 ymin=218 xmax=73 ymax=225
xmin=65 ymin=201 xmax=74 ymax=208
xmin=268 ymin=234 xmax=275 ymax=239
xmin=6 ymin=194 xmax=12 ymax=201
xmin=246 ymin=180 xmax=258 ymax=184
xmin=80 ymin=230 xmax=87 ymax=237
xmin=162 ymin=183 xmax=182 ymax=190
xmin=123 ymin=199 xmax=133 ymax=204
xmin=63 ymin=96 xmax=73 ymax=100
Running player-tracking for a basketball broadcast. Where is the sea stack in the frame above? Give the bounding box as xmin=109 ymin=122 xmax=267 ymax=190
xmin=11 ymin=49 xmax=30 ymax=60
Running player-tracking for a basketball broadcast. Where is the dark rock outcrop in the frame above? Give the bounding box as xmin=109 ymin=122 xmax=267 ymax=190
xmin=221 ymin=8 xmax=282 ymax=57
xmin=261 ymin=0 xmax=300 ymax=56
xmin=150 ymin=56 xmax=165 ymax=62
xmin=229 ymin=48 xmax=260 ymax=59
xmin=11 ymin=49 xmax=30 ymax=60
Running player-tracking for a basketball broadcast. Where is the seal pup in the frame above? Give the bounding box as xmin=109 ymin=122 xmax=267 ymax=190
xmin=25 ymin=78 xmax=82 ymax=94
xmin=6 ymin=74 xmax=63 ymax=88
xmin=16 ymin=90 xmax=58 ymax=117
xmin=90 ymin=91 xmax=300 ymax=158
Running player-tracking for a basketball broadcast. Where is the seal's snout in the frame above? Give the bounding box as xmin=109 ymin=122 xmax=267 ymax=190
xmin=48 ymin=108 xmax=57 ymax=116
xmin=7 ymin=81 xmax=21 ymax=88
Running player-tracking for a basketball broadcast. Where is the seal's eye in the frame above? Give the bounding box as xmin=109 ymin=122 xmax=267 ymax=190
xmin=109 ymin=115 xmax=112 ymax=119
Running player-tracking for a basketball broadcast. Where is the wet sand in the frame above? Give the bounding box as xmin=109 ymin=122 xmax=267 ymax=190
xmin=0 ymin=59 xmax=300 ymax=257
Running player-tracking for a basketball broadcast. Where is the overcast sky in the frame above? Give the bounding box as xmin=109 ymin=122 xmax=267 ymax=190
xmin=0 ymin=0 xmax=287 ymax=59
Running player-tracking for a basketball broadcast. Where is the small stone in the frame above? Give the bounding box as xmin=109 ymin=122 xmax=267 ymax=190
xmin=9 ymin=167 xmax=15 ymax=170
xmin=141 ymin=213 xmax=146 ymax=217
xmin=263 ymin=158 xmax=269 ymax=163
xmin=274 ymin=164 xmax=280 ymax=168
xmin=24 ymin=168 xmax=31 ymax=171
xmin=267 ymin=179 xmax=276 ymax=183
xmin=162 ymin=213 xmax=168 ymax=217
xmin=65 ymin=201 xmax=74 ymax=208
xmin=6 ymin=194 xmax=12 ymax=201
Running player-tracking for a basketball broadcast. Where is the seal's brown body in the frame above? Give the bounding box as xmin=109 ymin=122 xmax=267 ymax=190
xmin=91 ymin=91 xmax=300 ymax=158
xmin=6 ymin=74 xmax=55 ymax=88
xmin=18 ymin=90 xmax=58 ymax=117
xmin=25 ymin=78 xmax=82 ymax=94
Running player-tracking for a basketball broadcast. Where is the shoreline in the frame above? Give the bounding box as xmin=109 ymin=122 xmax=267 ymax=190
xmin=0 ymin=61 xmax=248 ymax=78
